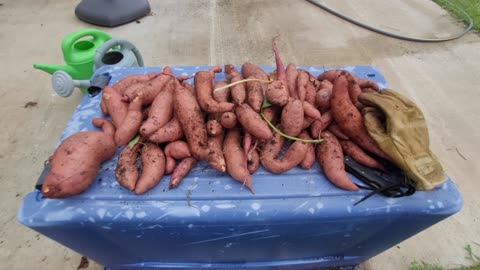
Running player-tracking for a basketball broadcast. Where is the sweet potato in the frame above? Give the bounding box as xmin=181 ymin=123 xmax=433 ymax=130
xmin=317 ymin=131 xmax=359 ymax=191
xmin=41 ymin=118 xmax=116 ymax=198
xmin=213 ymin=81 xmax=230 ymax=103
xmin=224 ymin=129 xmax=254 ymax=193
xmin=247 ymin=149 xmax=260 ymax=174
xmin=262 ymin=106 xmax=281 ymax=124
xmin=101 ymin=86 xmax=128 ymax=128
xmin=281 ymin=99 xmax=304 ymax=137
xmin=224 ymin=64 xmax=241 ymax=81
xmin=241 ymin=62 xmax=269 ymax=81
xmin=318 ymin=69 xmax=341 ymax=82
xmin=286 ymin=64 xmax=298 ymax=98
xmin=339 ymin=140 xmax=386 ymax=171
xmin=225 ymin=65 xmax=246 ymax=104
xmin=260 ymin=130 xmax=309 ymax=173
xmin=272 ymin=37 xmax=287 ymax=87
xmin=139 ymin=79 xmax=174 ymax=137
xmin=347 ymin=75 xmax=362 ymax=104
xmin=357 ymin=78 xmax=379 ymax=91
xmin=194 ymin=71 xmax=234 ymax=113
xmin=362 ymin=87 xmax=377 ymax=94
xmin=299 ymin=133 xmax=316 ymax=170
xmin=114 ymin=95 xmax=143 ymax=146
xmin=219 ymin=112 xmax=237 ymax=129
xmin=328 ymin=122 xmax=349 ymax=140
xmin=331 ymin=75 xmax=388 ymax=159
xmin=173 ymin=79 xmax=209 ymax=160
xmin=169 ymin=157 xmax=197 ymax=189
xmin=134 ymin=142 xmax=165 ymax=195
xmin=302 ymin=116 xmax=315 ymax=129
xmin=165 ymin=157 xmax=176 ymax=175
xmin=303 ymin=101 xmax=322 ymax=120
xmin=305 ymin=82 xmax=317 ymax=105
xmin=165 ymin=141 xmax=191 ymax=159
xmin=266 ymin=80 xmax=289 ymax=106
xmin=207 ymin=118 xmax=223 ymax=137
xmin=123 ymin=66 xmax=173 ymax=105
xmin=112 ymin=73 xmax=159 ymax=94
xmin=319 ymin=80 xmax=333 ymax=91
xmin=245 ymin=77 xmax=264 ymax=112
xmin=236 ymin=104 xmax=273 ymax=140
xmin=115 ymin=143 xmax=140 ymax=191
xmin=315 ymin=88 xmax=332 ymax=112
xmin=148 ymin=117 xmax=184 ymax=144
xmin=296 ymin=70 xmax=309 ymax=102
xmin=311 ymin=110 xmax=332 ymax=139
xmin=207 ymin=134 xmax=226 ymax=172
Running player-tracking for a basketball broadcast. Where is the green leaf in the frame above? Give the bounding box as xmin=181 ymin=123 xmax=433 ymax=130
xmin=261 ymin=96 xmax=272 ymax=109
xmin=128 ymin=135 xmax=140 ymax=149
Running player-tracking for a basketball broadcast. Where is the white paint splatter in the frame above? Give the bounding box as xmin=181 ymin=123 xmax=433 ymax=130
xmin=101 ymin=226 xmax=111 ymax=230
xmin=76 ymin=208 xmax=86 ymax=214
xmin=188 ymin=224 xmax=194 ymax=229
xmin=136 ymin=211 xmax=147 ymax=218
xmin=88 ymin=217 xmax=95 ymax=223
xmin=308 ymin=208 xmax=315 ymax=214
xmin=201 ymin=205 xmax=210 ymax=212
xmin=125 ymin=210 xmax=134 ymax=220
xmin=347 ymin=206 xmax=352 ymax=213
xmin=97 ymin=208 xmax=106 ymax=219
xmin=224 ymin=184 xmax=232 ymax=190
xmin=215 ymin=204 xmax=236 ymax=209
xmin=225 ymin=243 xmax=233 ymax=248
xmin=437 ymin=201 xmax=444 ymax=208
xmin=251 ymin=203 xmax=261 ymax=211
xmin=429 ymin=205 xmax=435 ymax=210
xmin=427 ymin=200 xmax=432 ymax=203
xmin=316 ymin=202 xmax=324 ymax=209
xmin=246 ymin=212 xmax=251 ymax=217
xmin=293 ymin=201 xmax=308 ymax=211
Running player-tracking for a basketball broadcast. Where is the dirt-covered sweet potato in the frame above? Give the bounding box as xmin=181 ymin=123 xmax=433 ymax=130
xmin=213 ymin=81 xmax=230 ymax=103
xmin=260 ymin=130 xmax=309 ymax=173
xmin=139 ymin=78 xmax=174 ymax=137
xmin=207 ymin=134 xmax=226 ymax=172
xmin=224 ymin=129 xmax=254 ymax=193
xmin=242 ymin=62 xmax=269 ymax=81
xmin=286 ymin=64 xmax=298 ymax=98
xmin=236 ymin=104 xmax=273 ymax=140
xmin=328 ymin=122 xmax=349 ymax=140
xmin=281 ymin=99 xmax=304 ymax=137
xmin=123 ymin=66 xmax=173 ymax=105
xmin=114 ymin=95 xmax=143 ymax=146
xmin=331 ymin=75 xmax=388 ymax=159
xmin=112 ymin=73 xmax=159 ymax=94
xmin=207 ymin=118 xmax=223 ymax=137
xmin=219 ymin=112 xmax=237 ymax=129
xmin=169 ymin=157 xmax=197 ymax=189
xmin=315 ymin=88 xmax=332 ymax=112
xmin=165 ymin=141 xmax=191 ymax=159
xmin=296 ymin=70 xmax=309 ymax=102
xmin=148 ymin=117 xmax=184 ymax=144
xmin=247 ymin=148 xmax=260 ymax=174
xmin=134 ymin=142 xmax=165 ymax=195
xmin=245 ymin=77 xmax=264 ymax=112
xmin=115 ymin=143 xmax=140 ymax=191
xmin=173 ymin=80 xmax=209 ymax=160
xmin=310 ymin=110 xmax=332 ymax=139
xmin=224 ymin=65 xmax=246 ymax=105
xmin=318 ymin=69 xmax=341 ymax=82
xmin=339 ymin=140 xmax=386 ymax=171
xmin=303 ymin=101 xmax=322 ymax=120
xmin=266 ymin=80 xmax=289 ymax=106
xmin=300 ymin=133 xmax=316 ymax=170
xmin=101 ymin=86 xmax=128 ymax=128
xmin=317 ymin=131 xmax=359 ymax=191
xmin=194 ymin=70 xmax=234 ymax=113
xmin=41 ymin=118 xmax=116 ymax=198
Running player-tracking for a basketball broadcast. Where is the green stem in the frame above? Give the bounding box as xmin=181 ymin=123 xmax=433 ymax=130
xmin=260 ymin=113 xmax=323 ymax=143
xmin=213 ymin=78 xmax=273 ymax=92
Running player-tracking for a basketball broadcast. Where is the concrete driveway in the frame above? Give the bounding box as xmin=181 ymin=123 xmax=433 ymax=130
xmin=1 ymin=0 xmax=479 ymax=269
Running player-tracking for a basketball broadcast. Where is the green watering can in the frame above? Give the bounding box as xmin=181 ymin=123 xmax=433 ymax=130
xmin=33 ymin=29 xmax=111 ymax=81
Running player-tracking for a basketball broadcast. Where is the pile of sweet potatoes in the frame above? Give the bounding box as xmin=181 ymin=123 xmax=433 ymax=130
xmin=41 ymin=40 xmax=390 ymax=198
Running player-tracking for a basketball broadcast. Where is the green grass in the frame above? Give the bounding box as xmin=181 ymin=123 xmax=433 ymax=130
xmin=433 ymin=0 xmax=480 ymax=32
xmin=409 ymin=245 xmax=480 ymax=270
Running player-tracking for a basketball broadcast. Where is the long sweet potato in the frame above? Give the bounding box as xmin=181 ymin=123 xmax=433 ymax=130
xmin=260 ymin=130 xmax=309 ymax=173
xmin=115 ymin=143 xmax=140 ymax=191
xmin=207 ymin=134 xmax=226 ymax=172
xmin=194 ymin=70 xmax=234 ymax=113
xmin=281 ymin=99 xmax=304 ymax=137
xmin=112 ymin=73 xmax=159 ymax=94
xmin=347 ymin=74 xmax=362 ymax=104
xmin=169 ymin=157 xmax=197 ymax=189
xmin=213 ymin=81 xmax=230 ymax=103
xmin=296 ymin=70 xmax=309 ymax=102
xmin=123 ymin=66 xmax=173 ymax=105
xmin=339 ymin=140 xmax=386 ymax=171
xmin=135 ymin=142 xmax=165 ymax=195
xmin=41 ymin=118 xmax=116 ymax=198
xmin=328 ymin=122 xmax=349 ymax=140
xmin=165 ymin=141 xmax=191 ymax=159
xmin=139 ymin=79 xmax=175 ymax=137
xmin=173 ymin=80 xmax=209 ymax=160
xmin=114 ymin=95 xmax=143 ymax=146
xmin=318 ymin=69 xmax=341 ymax=82
xmin=303 ymin=101 xmax=322 ymax=120
xmin=236 ymin=104 xmax=273 ymax=140
xmin=299 ymin=132 xmax=316 ymax=170
xmin=285 ymin=64 xmax=298 ymax=98
xmin=247 ymin=149 xmax=260 ymax=174
xmin=272 ymin=37 xmax=287 ymax=88
xmin=317 ymin=131 xmax=359 ymax=191
xmin=242 ymin=62 xmax=269 ymax=81
xmin=224 ymin=129 xmax=254 ymax=193
xmin=148 ymin=117 xmax=184 ymax=144
xmin=245 ymin=77 xmax=264 ymax=112
xmin=305 ymin=82 xmax=317 ymax=105
xmin=101 ymin=86 xmax=128 ymax=128
xmin=225 ymin=65 xmax=246 ymax=104
xmin=310 ymin=110 xmax=332 ymax=139
xmin=331 ymin=75 xmax=388 ymax=159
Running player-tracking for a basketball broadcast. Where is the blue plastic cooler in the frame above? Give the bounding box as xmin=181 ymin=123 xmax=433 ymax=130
xmin=18 ymin=66 xmax=463 ymax=270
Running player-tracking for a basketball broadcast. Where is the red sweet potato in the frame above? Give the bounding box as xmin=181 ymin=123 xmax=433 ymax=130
xmin=165 ymin=141 xmax=191 ymax=159
xmin=41 ymin=118 xmax=116 ymax=198
xmin=347 ymin=75 xmax=362 ymax=104
xmin=247 ymin=149 xmax=260 ymax=174
xmin=236 ymin=104 xmax=273 ymax=140
xmin=134 ymin=142 xmax=165 ymax=194
xmin=165 ymin=156 xmax=176 ymax=175
xmin=139 ymin=79 xmax=174 ymax=137
xmin=315 ymin=88 xmax=332 ymax=112
xmin=266 ymin=80 xmax=289 ymax=106
xmin=299 ymin=132 xmax=316 ymax=170
xmin=169 ymin=157 xmax=197 ymax=189
xmin=331 ymin=75 xmax=388 ymax=159
xmin=296 ymin=70 xmax=309 ymax=102
xmin=225 ymin=65 xmax=246 ymax=105
xmin=115 ymin=143 xmax=140 ymax=191
xmin=213 ymin=81 xmax=230 ymax=103
xmin=317 ymin=131 xmax=359 ymax=191
xmin=281 ymin=99 xmax=304 ymax=137
xmin=224 ymin=129 xmax=254 ymax=193
xmin=112 ymin=73 xmax=159 ymax=94
xmin=207 ymin=134 xmax=226 ymax=172
xmin=101 ymin=86 xmax=128 ymax=128
xmin=318 ymin=69 xmax=341 ymax=82
xmin=303 ymin=101 xmax=322 ymax=120
xmin=207 ymin=118 xmax=223 ymax=137
xmin=219 ymin=112 xmax=237 ymax=129
xmin=328 ymin=122 xmax=349 ymax=140
xmin=272 ymin=36 xmax=287 ymax=87
xmin=173 ymin=79 xmax=209 ymax=160
xmin=242 ymin=62 xmax=269 ymax=81
xmin=245 ymin=77 xmax=264 ymax=112
xmin=339 ymin=140 xmax=386 ymax=171
xmin=260 ymin=130 xmax=309 ymax=173
xmin=123 ymin=66 xmax=173 ymax=105
xmin=310 ymin=110 xmax=332 ymax=139
xmin=286 ymin=64 xmax=298 ymax=98
xmin=148 ymin=117 xmax=184 ymax=144
xmin=195 ymin=71 xmax=234 ymax=113
xmin=357 ymin=78 xmax=379 ymax=91
xmin=114 ymin=95 xmax=143 ymax=146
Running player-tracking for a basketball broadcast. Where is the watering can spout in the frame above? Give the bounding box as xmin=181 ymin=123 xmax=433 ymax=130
xmin=33 ymin=63 xmax=74 ymax=76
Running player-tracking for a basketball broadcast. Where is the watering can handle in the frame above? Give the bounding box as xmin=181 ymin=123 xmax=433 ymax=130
xmin=61 ymin=29 xmax=111 ymax=54
xmin=94 ymin=39 xmax=144 ymax=71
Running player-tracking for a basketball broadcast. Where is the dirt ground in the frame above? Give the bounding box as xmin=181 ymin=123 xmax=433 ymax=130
xmin=1 ymin=0 xmax=479 ymax=269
